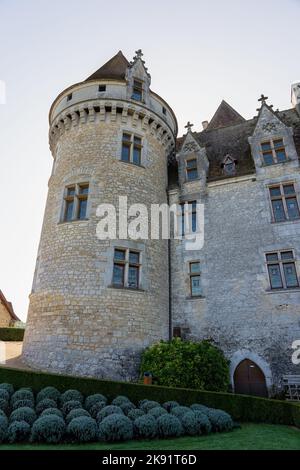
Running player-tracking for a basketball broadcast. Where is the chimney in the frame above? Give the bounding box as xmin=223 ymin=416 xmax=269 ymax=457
xmin=202 ymin=120 xmax=209 ymax=130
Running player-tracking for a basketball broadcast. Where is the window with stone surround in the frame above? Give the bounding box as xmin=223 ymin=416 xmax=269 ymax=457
xmin=62 ymin=183 xmax=89 ymax=222
xmin=121 ymin=133 xmax=142 ymax=165
xmin=266 ymin=250 xmax=299 ymax=290
xmin=189 ymin=261 xmax=201 ymax=297
xmin=186 ymin=158 xmax=198 ymax=181
xmin=261 ymin=138 xmax=287 ymax=165
xmin=222 ymin=155 xmax=237 ymax=176
xmin=180 ymin=201 xmax=197 ymax=235
xmin=269 ymin=183 xmax=300 ymax=222
xmin=112 ymin=248 xmax=141 ymax=289
xmin=132 ymin=79 xmax=143 ymax=102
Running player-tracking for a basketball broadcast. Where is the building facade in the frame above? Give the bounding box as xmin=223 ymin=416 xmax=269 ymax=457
xmin=22 ymin=51 xmax=300 ymax=395
xmin=0 ymin=290 xmax=19 ymax=327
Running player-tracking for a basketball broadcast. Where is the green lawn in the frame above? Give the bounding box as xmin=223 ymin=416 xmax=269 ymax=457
xmin=0 ymin=423 xmax=299 ymax=450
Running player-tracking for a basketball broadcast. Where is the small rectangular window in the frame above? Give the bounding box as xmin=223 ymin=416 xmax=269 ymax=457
xmin=261 ymin=138 xmax=287 ymax=165
xmin=189 ymin=262 xmax=201 ymax=297
xmin=162 ymin=107 xmax=166 ymax=115
xmin=269 ymin=183 xmax=300 ymax=222
xmin=266 ymin=250 xmax=299 ymax=290
xmin=186 ymin=159 xmax=198 ymax=181
xmin=121 ymin=133 xmax=142 ymax=165
xmin=181 ymin=201 xmax=197 ymax=235
xmin=98 ymin=85 xmax=106 ymax=92
xmin=112 ymin=249 xmax=141 ymax=289
xmin=62 ymin=183 xmax=89 ymax=222
xmin=132 ymin=79 xmax=143 ymax=102
xmin=67 ymin=93 xmax=73 ymax=102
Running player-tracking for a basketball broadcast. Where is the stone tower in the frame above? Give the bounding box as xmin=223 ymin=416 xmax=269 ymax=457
xmin=22 ymin=50 xmax=177 ymax=380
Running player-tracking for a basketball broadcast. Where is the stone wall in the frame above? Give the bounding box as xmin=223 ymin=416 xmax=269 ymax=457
xmin=0 ymin=301 xmax=12 ymax=327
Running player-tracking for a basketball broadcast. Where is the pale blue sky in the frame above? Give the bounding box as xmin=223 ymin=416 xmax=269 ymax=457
xmin=0 ymin=0 xmax=299 ymax=320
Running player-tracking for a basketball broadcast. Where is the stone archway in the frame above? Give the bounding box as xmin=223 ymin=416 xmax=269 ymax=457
xmin=230 ymin=350 xmax=272 ymax=397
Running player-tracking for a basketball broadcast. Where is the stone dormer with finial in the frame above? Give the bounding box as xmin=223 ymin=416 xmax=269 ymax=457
xmin=126 ymin=49 xmax=151 ymax=106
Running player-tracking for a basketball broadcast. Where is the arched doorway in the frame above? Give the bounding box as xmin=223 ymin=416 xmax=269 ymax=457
xmin=234 ymin=359 xmax=268 ymax=397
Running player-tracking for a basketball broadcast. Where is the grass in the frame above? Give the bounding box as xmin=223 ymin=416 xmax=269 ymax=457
xmin=0 ymin=423 xmax=299 ymax=450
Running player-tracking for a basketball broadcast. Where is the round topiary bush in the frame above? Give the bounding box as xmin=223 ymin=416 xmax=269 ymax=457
xmin=207 ymin=409 xmax=234 ymax=432
xmin=171 ymin=406 xmax=191 ymax=420
xmin=181 ymin=411 xmax=211 ymax=436
xmin=0 ymin=398 xmax=9 ymax=414
xmin=193 ymin=411 xmax=212 ymax=434
xmin=120 ymin=401 xmax=136 ymax=415
xmin=7 ymin=420 xmax=31 ymax=443
xmin=89 ymin=401 xmax=106 ymax=419
xmin=140 ymin=338 xmax=230 ymax=391
xmin=60 ymin=390 xmax=83 ymax=406
xmin=148 ymin=406 xmax=168 ymax=419
xmin=0 ymin=409 xmax=7 ymax=419
xmin=10 ymin=407 xmax=37 ymax=426
xmin=36 ymin=399 xmax=57 ymax=415
xmin=36 ymin=386 xmax=61 ymax=404
xmin=162 ymin=401 xmax=179 ymax=412
xmin=140 ymin=400 xmax=161 ymax=413
xmin=0 ymin=389 xmax=10 ymax=402
xmin=62 ymin=400 xmax=83 ymax=417
xmin=156 ymin=414 xmax=183 ymax=438
xmin=127 ymin=409 xmax=145 ymax=421
xmin=30 ymin=415 xmax=66 ymax=444
xmin=96 ymin=405 xmax=124 ymax=423
xmin=40 ymin=408 xmax=64 ymax=419
xmin=11 ymin=389 xmax=34 ymax=405
xmin=190 ymin=403 xmax=210 ymax=414
xmin=12 ymin=399 xmax=35 ymax=411
xmin=85 ymin=394 xmax=107 ymax=412
xmin=0 ymin=383 xmax=14 ymax=396
xmin=67 ymin=416 xmax=98 ymax=443
xmin=98 ymin=414 xmax=133 ymax=442
xmin=66 ymin=408 xmax=91 ymax=425
xmin=111 ymin=395 xmax=130 ymax=406
xmin=133 ymin=415 xmax=157 ymax=439
xmin=0 ymin=415 xmax=8 ymax=443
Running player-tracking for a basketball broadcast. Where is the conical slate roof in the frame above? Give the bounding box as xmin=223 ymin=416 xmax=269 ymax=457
xmin=206 ymin=100 xmax=245 ymax=130
xmin=85 ymin=50 xmax=129 ymax=81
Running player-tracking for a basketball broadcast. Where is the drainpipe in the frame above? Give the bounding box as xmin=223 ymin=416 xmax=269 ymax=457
xmin=167 ymin=191 xmax=172 ymax=341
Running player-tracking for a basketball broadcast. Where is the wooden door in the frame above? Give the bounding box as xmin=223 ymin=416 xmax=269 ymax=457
xmin=234 ymin=359 xmax=268 ymax=397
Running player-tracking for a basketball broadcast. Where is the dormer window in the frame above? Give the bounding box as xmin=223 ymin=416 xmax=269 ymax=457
xmin=132 ymin=79 xmax=143 ymax=102
xmin=222 ymin=155 xmax=236 ymax=175
xmin=186 ymin=159 xmax=198 ymax=181
xmin=261 ymin=138 xmax=287 ymax=165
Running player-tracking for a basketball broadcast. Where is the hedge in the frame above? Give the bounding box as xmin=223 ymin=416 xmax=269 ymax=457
xmin=0 ymin=328 xmax=25 ymax=341
xmin=0 ymin=366 xmax=299 ymax=427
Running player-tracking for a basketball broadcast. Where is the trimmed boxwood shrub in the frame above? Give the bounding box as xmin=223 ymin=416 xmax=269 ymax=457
xmin=40 ymin=408 xmax=63 ymax=419
xmin=190 ymin=403 xmax=210 ymax=414
xmin=181 ymin=411 xmax=212 ymax=436
xmin=156 ymin=414 xmax=183 ymax=438
xmin=148 ymin=406 xmax=168 ymax=419
xmin=0 ymin=409 xmax=7 ymax=419
xmin=67 ymin=416 xmax=98 ymax=443
xmin=85 ymin=394 xmax=107 ymax=411
xmin=7 ymin=420 xmax=31 ymax=443
xmin=140 ymin=338 xmax=230 ymax=391
xmin=66 ymin=408 xmax=91 ymax=425
xmin=89 ymin=401 xmax=106 ymax=419
xmin=11 ymin=389 xmax=34 ymax=405
xmin=127 ymin=409 xmax=145 ymax=421
xmin=60 ymin=389 xmax=83 ymax=405
xmin=96 ymin=405 xmax=124 ymax=423
xmin=0 ymin=328 xmax=25 ymax=342
xmin=98 ymin=414 xmax=133 ymax=442
xmin=62 ymin=400 xmax=83 ymax=417
xmin=36 ymin=386 xmax=60 ymax=404
xmin=140 ymin=400 xmax=161 ymax=412
xmin=0 ymin=398 xmax=9 ymax=414
xmin=30 ymin=415 xmax=66 ymax=443
xmin=193 ymin=411 xmax=212 ymax=434
xmin=12 ymin=399 xmax=34 ymax=411
xmin=207 ymin=409 xmax=234 ymax=432
xmin=133 ymin=415 xmax=157 ymax=439
xmin=162 ymin=401 xmax=179 ymax=412
xmin=0 ymin=389 xmax=10 ymax=402
xmin=36 ymin=399 xmax=57 ymax=415
xmin=0 ymin=383 xmax=14 ymax=396
xmin=10 ymin=407 xmax=37 ymax=426
xmin=120 ymin=401 xmax=136 ymax=415
xmin=111 ymin=395 xmax=130 ymax=406
xmin=171 ymin=405 xmax=191 ymax=420
xmin=0 ymin=415 xmax=8 ymax=442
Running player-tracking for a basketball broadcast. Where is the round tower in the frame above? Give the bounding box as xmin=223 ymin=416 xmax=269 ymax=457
xmin=22 ymin=50 xmax=177 ymax=380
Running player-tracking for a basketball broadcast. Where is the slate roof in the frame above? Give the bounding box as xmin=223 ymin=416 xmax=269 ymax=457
xmin=206 ymin=100 xmax=246 ymax=130
xmin=0 ymin=290 xmax=20 ymax=322
xmin=85 ymin=51 xmax=129 ymax=81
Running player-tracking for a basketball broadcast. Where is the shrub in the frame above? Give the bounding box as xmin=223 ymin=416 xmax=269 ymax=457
xmin=171 ymin=406 xmax=191 ymax=420
xmin=67 ymin=416 xmax=97 ymax=443
xmin=36 ymin=386 xmax=60 ymax=404
xmin=0 ymin=389 xmax=10 ymax=402
xmin=85 ymin=394 xmax=107 ymax=411
xmin=98 ymin=414 xmax=133 ymax=442
xmin=0 ymin=398 xmax=9 ymax=414
xmin=0 ymin=383 xmax=14 ymax=396
xmin=10 ymin=407 xmax=37 ymax=426
xmin=0 ymin=328 xmax=25 ymax=342
xmin=30 ymin=415 xmax=66 ymax=443
xmin=162 ymin=401 xmax=179 ymax=412
xmin=156 ymin=414 xmax=183 ymax=438
xmin=120 ymin=401 xmax=136 ymax=415
xmin=193 ymin=411 xmax=212 ymax=434
xmin=36 ymin=398 xmax=57 ymax=415
xmin=111 ymin=395 xmax=130 ymax=406
xmin=140 ymin=338 xmax=230 ymax=391
xmin=127 ymin=409 xmax=145 ymax=421
xmin=60 ymin=389 xmax=83 ymax=405
xmin=11 ymin=389 xmax=34 ymax=405
xmin=148 ymin=406 xmax=168 ymax=419
xmin=181 ymin=411 xmax=212 ymax=436
xmin=89 ymin=401 xmax=106 ymax=419
xmin=0 ymin=416 xmax=8 ymax=443
xmin=207 ymin=409 xmax=234 ymax=432
xmin=0 ymin=409 xmax=7 ymax=419
xmin=62 ymin=400 xmax=83 ymax=417
xmin=190 ymin=403 xmax=210 ymax=414
xmin=133 ymin=415 xmax=157 ymax=439
xmin=12 ymin=399 xmax=34 ymax=411
xmin=66 ymin=408 xmax=91 ymax=425
xmin=7 ymin=420 xmax=31 ymax=443
xmin=96 ymin=405 xmax=124 ymax=423
xmin=140 ymin=400 xmax=161 ymax=413
xmin=40 ymin=408 xmax=63 ymax=419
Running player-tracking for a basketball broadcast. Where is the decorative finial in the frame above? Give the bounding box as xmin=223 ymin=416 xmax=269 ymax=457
xmin=258 ymin=94 xmax=268 ymax=104
xmin=185 ymin=121 xmax=194 ymax=132
xmin=135 ymin=49 xmax=143 ymax=59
